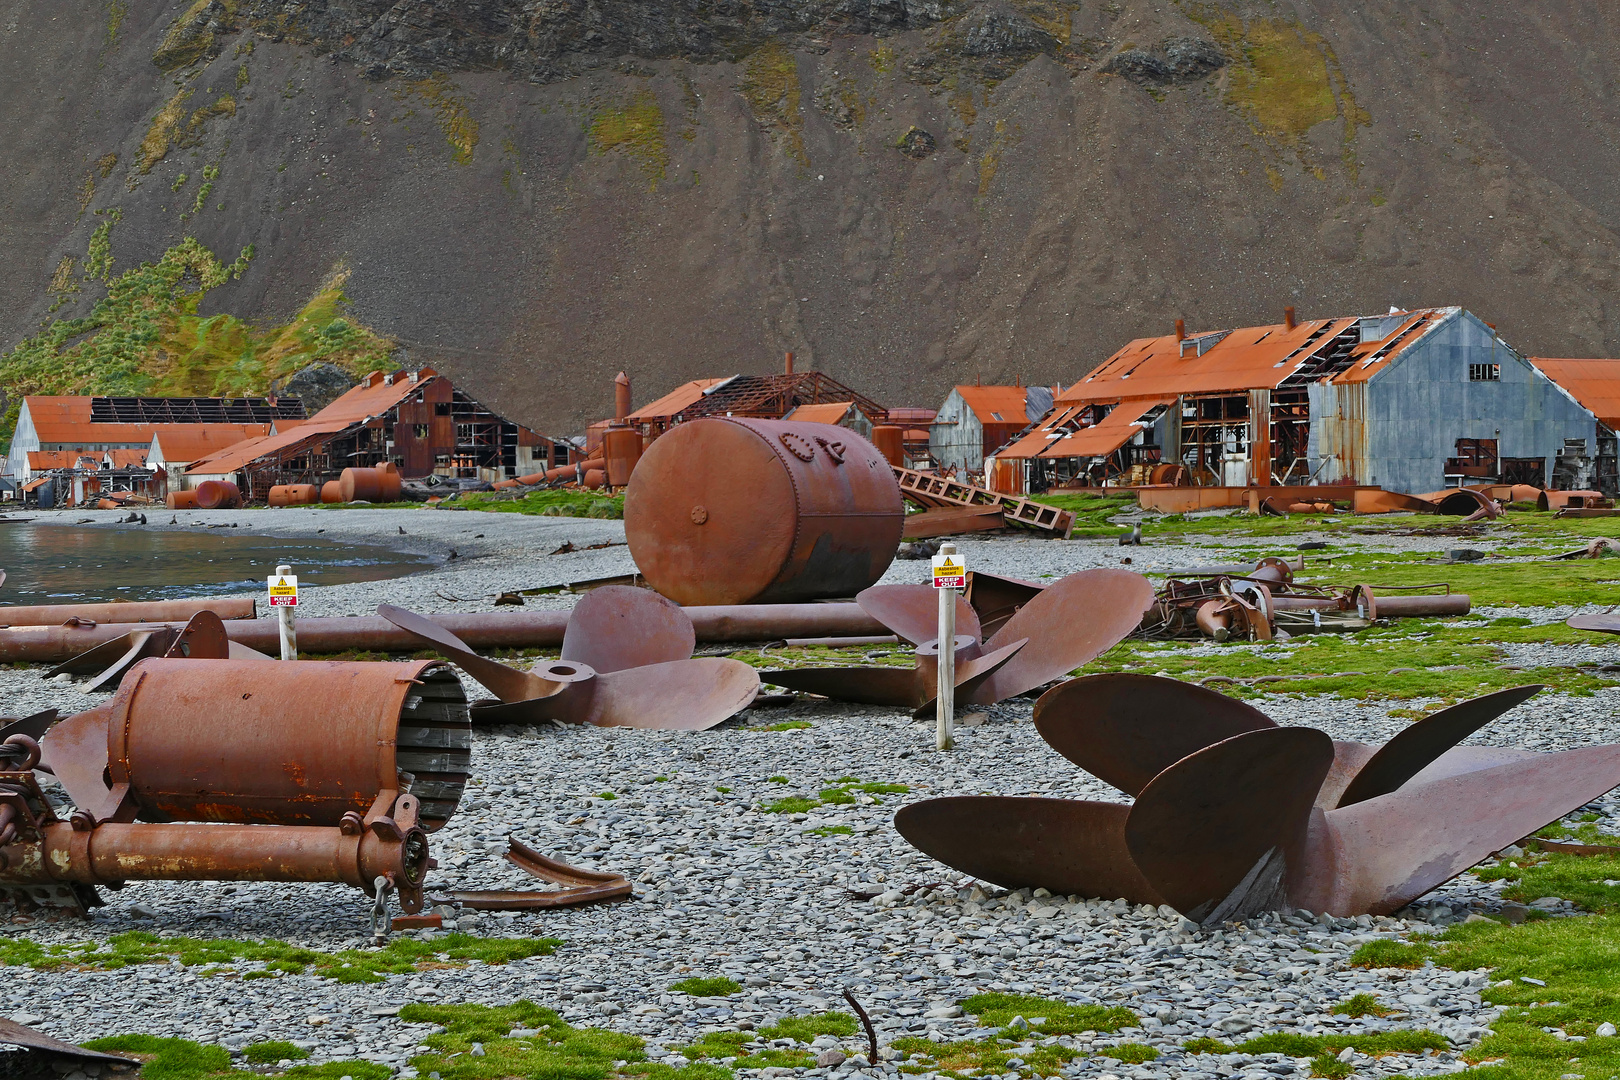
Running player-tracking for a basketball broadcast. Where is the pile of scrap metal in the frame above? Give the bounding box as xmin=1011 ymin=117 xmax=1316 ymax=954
xmin=762 ymin=569 xmax=1153 ymax=710
xmin=0 ymin=1016 xmax=136 ymax=1075
xmin=897 ymin=671 xmax=1620 ymax=921
xmin=0 ymin=621 xmax=631 ymax=926
xmin=1140 ymin=557 xmax=1470 ymax=641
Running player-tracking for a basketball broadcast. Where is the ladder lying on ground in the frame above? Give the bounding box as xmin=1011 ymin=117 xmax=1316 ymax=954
xmin=892 ymin=466 xmax=1075 ymax=538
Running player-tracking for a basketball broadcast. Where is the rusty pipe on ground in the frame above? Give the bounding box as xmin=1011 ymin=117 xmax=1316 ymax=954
xmin=0 ymin=596 xmax=256 ymax=627
xmin=1363 ymin=593 xmax=1471 ymax=617
xmin=0 ymin=605 xmax=890 ymax=663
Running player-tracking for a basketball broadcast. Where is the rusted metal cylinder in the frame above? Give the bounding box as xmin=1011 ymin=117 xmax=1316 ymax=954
xmin=582 ymin=468 xmax=606 ymax=490
xmin=268 ymin=484 xmax=319 ymax=507
xmin=195 ymin=481 xmax=242 ymax=510
xmin=94 ymin=658 xmax=469 ymax=829
xmin=516 ymin=472 xmax=548 ymax=486
xmin=624 ymin=418 xmax=905 ymax=605
xmin=492 ymin=479 xmax=520 ymax=490
xmin=340 ymin=467 xmax=403 ymax=503
xmin=603 ymin=425 xmax=642 ymax=487
xmin=320 ymin=481 xmax=344 ymax=504
xmin=166 ymin=490 xmax=199 ymax=510
xmin=1363 ymin=593 xmax=1471 ymax=617
xmin=0 ymin=604 xmax=889 ymax=662
xmin=543 ymin=458 xmax=604 ymax=483
xmin=871 ymin=425 xmax=904 ymax=467
xmin=614 ymin=371 xmax=632 ymax=421
xmin=0 ymin=596 xmax=256 ymax=627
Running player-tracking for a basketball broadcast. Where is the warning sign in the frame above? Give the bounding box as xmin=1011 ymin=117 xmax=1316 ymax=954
xmin=267 ymin=574 xmax=299 ymax=607
xmin=931 ymin=554 xmax=966 ymax=590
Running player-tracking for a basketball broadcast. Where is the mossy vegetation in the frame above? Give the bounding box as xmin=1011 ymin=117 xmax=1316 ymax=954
xmin=396 ymin=73 xmax=480 ymax=164
xmin=0 ymin=226 xmax=393 ymax=443
xmin=669 ymin=976 xmax=742 ymax=996
xmin=453 ymin=490 xmax=624 ymax=518
xmin=137 ymin=88 xmax=238 ymax=173
xmin=762 ymin=778 xmax=909 ymax=813
xmin=0 ymin=930 xmax=560 ymax=983
xmin=961 ymin=993 xmax=1137 ymax=1035
xmin=152 ymin=0 xmax=238 ymax=71
xmin=590 ymin=90 xmax=670 ymax=186
xmin=977 ymin=119 xmax=1016 ymax=197
xmin=740 ymin=42 xmax=808 ymax=165
xmin=892 ymin=995 xmax=1137 ymax=1078
xmin=1182 ymin=1030 xmax=1449 ymax=1057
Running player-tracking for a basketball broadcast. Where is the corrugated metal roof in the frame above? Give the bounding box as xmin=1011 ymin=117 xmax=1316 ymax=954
xmin=996 ymin=398 xmax=1173 ymax=460
xmin=151 ymin=424 xmax=272 ymax=464
xmin=104 ymin=448 xmax=149 ymax=468
xmin=183 ymin=420 xmax=351 ymax=475
xmin=953 ymin=386 xmax=1031 ymax=424
xmin=26 ymin=450 xmax=84 ymax=470
xmin=1531 ymin=358 xmax=1620 ymax=429
xmin=1058 ymin=309 xmax=1454 ymax=404
xmin=626 ymin=379 xmax=728 ymax=422
xmin=784 ymin=402 xmax=853 ymax=424
xmin=23 ymin=396 xmax=159 ymax=447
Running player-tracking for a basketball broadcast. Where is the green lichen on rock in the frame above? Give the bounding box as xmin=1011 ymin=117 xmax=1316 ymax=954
xmin=589 ymin=89 xmax=669 ymax=185
xmin=741 ymin=42 xmax=808 ymax=165
xmin=153 ymin=0 xmax=238 ymax=71
xmin=395 ymin=73 xmax=480 ymax=165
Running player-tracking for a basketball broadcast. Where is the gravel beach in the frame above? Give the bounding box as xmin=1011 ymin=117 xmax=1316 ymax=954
xmin=3 ymin=506 xmax=1618 ymax=1080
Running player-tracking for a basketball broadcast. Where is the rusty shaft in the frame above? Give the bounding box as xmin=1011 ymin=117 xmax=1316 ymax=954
xmin=0 ymin=596 xmax=256 ymax=627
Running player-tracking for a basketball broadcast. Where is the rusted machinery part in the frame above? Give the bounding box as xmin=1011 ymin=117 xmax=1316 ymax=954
xmin=166 ymin=609 xmax=231 ymax=660
xmin=624 ymin=417 xmax=905 ymax=606
xmin=911 ymin=637 xmax=1029 ymax=716
xmin=377 ymin=603 xmax=565 ymax=702
xmin=340 ymin=466 xmax=403 ymax=503
xmin=1301 ymin=744 xmax=1620 ymax=915
xmin=1124 ymin=727 xmax=1335 ymax=922
xmin=0 ymin=710 xmax=58 ymax=743
xmin=963 ymin=571 xmax=1046 ymax=641
xmin=965 ymin=569 xmax=1156 ymax=706
xmin=0 ymin=595 xmax=255 ymax=628
xmin=1535 ymin=837 xmax=1620 ymax=857
xmin=40 ymin=659 xmax=471 ymax=832
xmin=321 ymin=480 xmax=344 ymax=503
xmin=0 ymin=602 xmax=893 ymax=664
xmin=856 ymin=584 xmax=981 ymax=646
xmin=0 ymin=1017 xmax=136 ymax=1065
xmin=1402 ymin=744 xmax=1538 ymax=785
xmin=1335 ymin=685 xmax=1545 ymax=807
xmin=560 ymin=585 xmax=696 ymax=673
xmin=1569 ymin=612 xmax=1620 ymax=634
xmin=1032 ymin=674 xmax=1276 ymax=797
xmin=471 ymin=657 xmax=761 ymax=731
xmin=195 ymin=480 xmax=243 ymax=510
xmin=1165 ymin=558 xmax=1304 ymax=578
xmin=1314 ymin=741 xmax=1380 ymax=809
xmin=436 ymin=837 xmax=632 ymax=910
xmin=6 ymin=817 xmax=434 ymax=914
xmin=51 ymin=610 xmax=235 ymax=693
xmin=893 ymin=797 xmax=1167 ymax=906
xmin=1363 ymin=593 xmax=1471 ymax=618
xmin=1418 ymin=487 xmax=1500 ymax=518
xmin=782 ymin=635 xmax=901 ymax=647
xmin=1148 ymin=462 xmax=1190 ymax=486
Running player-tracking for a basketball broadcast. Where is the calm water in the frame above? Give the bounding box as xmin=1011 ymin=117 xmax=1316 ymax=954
xmin=0 ymin=523 xmax=435 ymax=604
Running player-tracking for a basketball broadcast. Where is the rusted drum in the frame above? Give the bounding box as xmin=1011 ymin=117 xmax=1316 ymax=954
xmin=581 ymin=468 xmax=606 ymax=490
xmin=267 ymin=484 xmax=319 ymax=507
xmin=98 ymin=658 xmax=471 ymax=830
xmin=165 ymin=490 xmax=199 ymax=510
xmin=339 ymin=466 xmax=403 ymax=503
xmin=871 ymin=425 xmax=904 ymax=467
xmin=603 ymin=425 xmax=642 ymax=487
xmin=194 ymin=480 xmax=241 ymax=510
xmin=320 ymin=480 xmax=344 ymax=503
xmin=625 ymin=418 xmax=904 ymax=606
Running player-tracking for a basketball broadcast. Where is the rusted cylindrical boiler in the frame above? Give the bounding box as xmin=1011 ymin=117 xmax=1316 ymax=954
xmin=320 ymin=480 xmax=344 ymax=503
xmin=268 ymin=484 xmax=319 ymax=507
xmin=625 ymin=418 xmax=904 ymax=606
xmin=603 ymin=424 xmax=642 ymax=487
xmin=339 ymin=466 xmax=403 ymax=503
xmin=871 ymin=425 xmax=904 ymax=467
xmin=166 ymin=490 xmax=199 ymax=510
xmin=194 ymin=481 xmax=242 ymax=510
xmin=581 ymin=468 xmax=606 ymax=490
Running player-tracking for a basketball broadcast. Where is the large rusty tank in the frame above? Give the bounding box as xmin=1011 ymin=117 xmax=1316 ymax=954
xmin=194 ymin=480 xmax=242 ymax=509
xmin=625 ymin=418 xmax=904 ymax=605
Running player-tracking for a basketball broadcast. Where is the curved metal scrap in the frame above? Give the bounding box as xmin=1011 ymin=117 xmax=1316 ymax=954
xmin=1569 ymin=613 xmax=1620 ymax=634
xmin=0 ymin=709 xmax=58 ymax=744
xmin=894 ymin=796 xmax=1166 ymax=905
xmin=1336 ymin=685 xmax=1544 ymax=806
xmin=913 ymin=638 xmax=1029 ymax=716
xmin=1404 ymin=744 xmax=1538 ymax=785
xmin=765 ymin=664 xmax=923 ymax=708
xmin=857 ymin=585 xmax=981 ymax=646
xmin=535 ymin=658 xmax=760 ymax=730
xmin=964 ymin=571 xmax=1046 ymax=640
xmin=164 ymin=609 xmax=231 ymax=661
xmin=968 ymin=570 xmax=1157 ymax=705
xmin=1316 ymin=740 xmax=1380 ymax=809
xmin=1033 ymin=674 xmax=1275 ymax=796
xmin=1125 ymin=727 xmax=1335 ymax=920
xmin=37 ymin=706 xmax=113 ymax=812
xmin=378 ymin=604 xmax=561 ymax=703
xmin=1318 ymin=744 xmax=1620 ymax=914
xmin=560 ymin=585 xmax=695 ymax=673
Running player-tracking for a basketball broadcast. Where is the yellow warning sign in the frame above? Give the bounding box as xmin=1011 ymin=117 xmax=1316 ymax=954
xmin=267 ymin=574 xmax=299 ymax=607
xmin=931 ymin=554 xmax=965 ymax=589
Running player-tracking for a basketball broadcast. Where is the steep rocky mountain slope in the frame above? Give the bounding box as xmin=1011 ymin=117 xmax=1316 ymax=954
xmin=3 ymin=0 xmax=1620 ymax=435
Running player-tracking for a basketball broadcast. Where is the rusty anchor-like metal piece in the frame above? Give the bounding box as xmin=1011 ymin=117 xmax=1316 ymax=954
xmin=895 ymin=675 xmax=1612 ymax=920
xmin=379 ymin=585 xmax=761 ymax=729
xmin=763 ymin=569 xmax=1155 ymax=712
xmin=46 ymin=609 xmax=265 ymax=691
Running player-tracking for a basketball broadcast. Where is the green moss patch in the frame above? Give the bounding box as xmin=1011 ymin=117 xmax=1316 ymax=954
xmin=0 ymin=930 xmax=560 ymax=983
xmin=760 ymin=779 xmax=909 ymax=813
xmin=740 ymin=42 xmax=807 ymax=164
xmin=452 ymin=490 xmax=624 ymax=518
xmin=962 ymin=993 xmax=1137 ymax=1035
xmin=669 ymin=976 xmax=742 ymax=996
xmin=591 ymin=90 xmax=669 ymax=185
xmin=1182 ymin=1030 xmax=1448 ymax=1057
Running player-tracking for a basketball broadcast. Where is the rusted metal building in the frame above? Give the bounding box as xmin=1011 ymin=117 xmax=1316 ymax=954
xmin=184 ymin=368 xmax=563 ymax=501
xmin=929 ymin=385 xmax=1057 ymax=475
xmin=996 ymin=307 xmax=1598 ymax=494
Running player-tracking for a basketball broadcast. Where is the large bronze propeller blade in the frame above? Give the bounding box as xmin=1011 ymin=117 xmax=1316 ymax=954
xmin=560 ymin=585 xmax=696 ymax=673
xmin=856 ymin=585 xmax=981 ymax=647
xmin=378 ymin=604 xmax=564 ymax=702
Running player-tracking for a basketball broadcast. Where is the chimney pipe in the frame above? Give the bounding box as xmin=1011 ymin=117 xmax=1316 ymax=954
xmin=1284 ymin=306 xmax=1297 ymax=331
xmin=613 ymin=371 xmax=631 ymax=422
xmin=785 ymin=351 xmax=794 ymax=376
xmin=1175 ymin=319 xmax=1186 ymax=342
